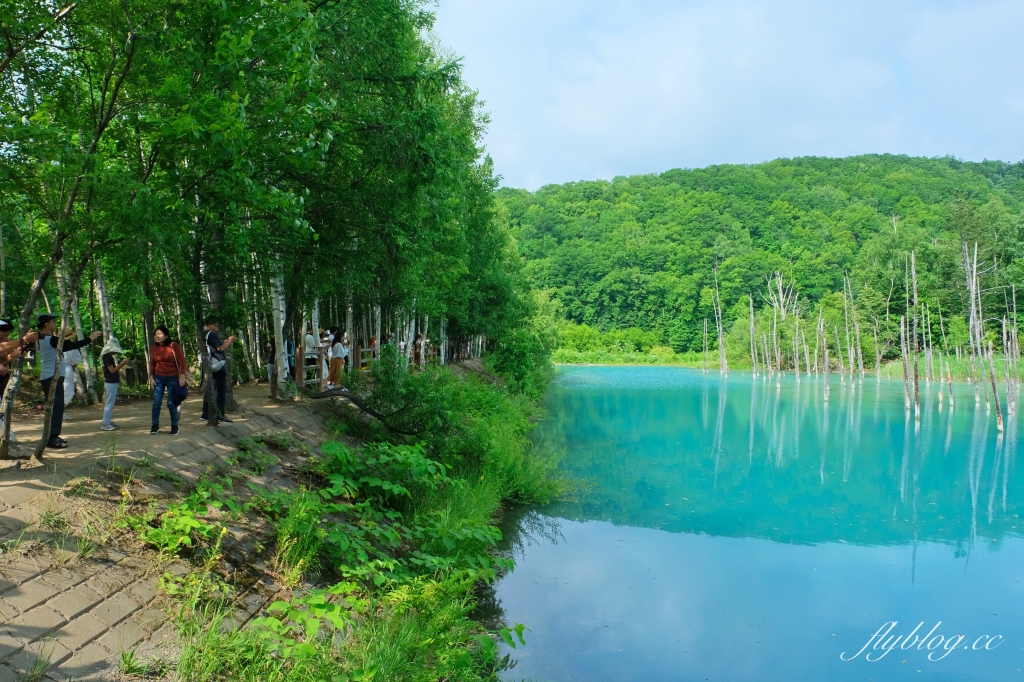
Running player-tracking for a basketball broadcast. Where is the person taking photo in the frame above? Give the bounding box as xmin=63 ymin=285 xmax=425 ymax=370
xmin=201 ymin=317 xmax=236 ymax=423
xmin=0 ymin=318 xmax=38 ymax=443
xmin=36 ymin=314 xmax=101 ymax=449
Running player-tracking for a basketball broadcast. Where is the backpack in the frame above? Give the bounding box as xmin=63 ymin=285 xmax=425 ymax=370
xmin=205 ymin=331 xmax=227 ymax=372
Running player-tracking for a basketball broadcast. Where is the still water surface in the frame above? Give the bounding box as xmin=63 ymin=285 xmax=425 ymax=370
xmin=496 ymin=366 xmax=1024 ymax=681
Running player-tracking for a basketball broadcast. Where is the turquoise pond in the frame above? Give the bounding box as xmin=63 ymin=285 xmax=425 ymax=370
xmin=494 ymin=365 xmax=1024 ymax=682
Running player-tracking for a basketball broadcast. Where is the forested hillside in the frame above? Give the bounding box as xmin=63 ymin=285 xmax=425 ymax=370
xmin=499 ymin=155 xmax=1024 ymax=357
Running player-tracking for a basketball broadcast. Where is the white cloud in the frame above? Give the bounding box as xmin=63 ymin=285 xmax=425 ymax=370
xmin=432 ymin=0 xmax=1024 ymax=189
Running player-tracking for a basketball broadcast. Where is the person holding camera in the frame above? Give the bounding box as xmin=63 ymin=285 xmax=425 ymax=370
xmin=36 ymin=314 xmax=101 ymax=449
xmin=201 ymin=316 xmax=236 ymax=423
xmin=100 ymin=337 xmax=129 ymax=431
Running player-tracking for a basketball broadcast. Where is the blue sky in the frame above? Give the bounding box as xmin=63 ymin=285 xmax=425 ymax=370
xmin=431 ymin=0 xmax=1024 ymax=190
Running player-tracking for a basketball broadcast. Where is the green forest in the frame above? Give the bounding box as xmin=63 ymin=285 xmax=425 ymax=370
xmin=500 ymin=155 xmax=1024 ymax=367
xmin=0 ymin=0 xmax=548 ymax=394
xmin=0 ymin=1 xmax=555 ymax=680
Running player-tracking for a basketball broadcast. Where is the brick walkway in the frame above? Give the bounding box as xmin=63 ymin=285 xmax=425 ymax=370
xmin=0 ymin=386 xmax=333 ymax=681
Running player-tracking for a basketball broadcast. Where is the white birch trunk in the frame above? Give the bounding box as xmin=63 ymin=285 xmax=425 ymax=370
xmin=271 ymin=275 xmax=290 ymax=398
xmin=57 ymin=264 xmax=99 ymax=404
xmin=94 ymin=261 xmax=114 ymax=341
xmin=312 ymin=298 xmax=320 ymax=341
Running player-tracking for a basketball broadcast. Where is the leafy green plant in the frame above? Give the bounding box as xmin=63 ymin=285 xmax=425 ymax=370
xmin=0 ymin=531 xmax=25 ymax=555
xmin=158 ymin=568 xmax=233 ymax=605
xmin=271 ymin=489 xmax=327 ymax=586
xmin=135 ymin=505 xmax=219 ymax=558
xmin=76 ymin=535 xmax=96 ymax=559
xmin=233 ymin=436 xmax=282 ymax=474
xmin=319 ymin=441 xmax=448 ymax=502
xmin=475 ymin=624 xmax=529 ymax=665
xmin=251 ymin=582 xmax=364 ymax=659
xmin=118 ymin=648 xmax=147 ymax=676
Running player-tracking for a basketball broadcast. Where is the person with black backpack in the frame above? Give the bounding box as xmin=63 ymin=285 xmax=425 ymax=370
xmin=201 ymin=316 xmax=236 ymax=423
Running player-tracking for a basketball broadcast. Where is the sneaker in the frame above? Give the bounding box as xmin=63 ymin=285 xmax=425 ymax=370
xmin=220 ymin=417 xmax=233 ymax=423
xmin=170 ymin=426 xmax=180 ymax=437
xmin=150 ymin=424 xmax=159 ymax=435
xmin=100 ymin=423 xmax=118 ymax=431
xmin=110 ymin=422 xmax=120 ymax=428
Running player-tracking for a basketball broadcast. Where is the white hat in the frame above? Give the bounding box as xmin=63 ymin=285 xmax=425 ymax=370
xmin=100 ymin=337 xmax=124 ymax=356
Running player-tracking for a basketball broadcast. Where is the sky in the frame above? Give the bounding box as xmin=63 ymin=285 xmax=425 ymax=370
xmin=431 ymin=0 xmax=1024 ymax=190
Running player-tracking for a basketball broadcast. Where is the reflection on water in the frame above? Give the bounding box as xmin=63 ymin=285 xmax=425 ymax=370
xmin=533 ymin=368 xmax=1018 ymax=547
xmin=497 ymin=367 xmax=1024 ymax=682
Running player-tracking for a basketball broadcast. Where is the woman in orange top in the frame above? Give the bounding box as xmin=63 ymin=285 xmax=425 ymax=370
xmin=148 ymin=325 xmax=187 ymax=436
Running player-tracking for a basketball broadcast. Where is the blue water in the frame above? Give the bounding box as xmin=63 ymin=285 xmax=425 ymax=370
xmin=496 ymin=366 xmax=1024 ymax=682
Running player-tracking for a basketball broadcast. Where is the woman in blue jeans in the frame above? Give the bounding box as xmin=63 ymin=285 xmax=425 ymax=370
xmin=100 ymin=336 xmax=129 ymax=431
xmin=148 ymin=325 xmax=187 ymax=436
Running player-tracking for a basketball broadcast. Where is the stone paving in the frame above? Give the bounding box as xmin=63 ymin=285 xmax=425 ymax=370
xmin=0 ymin=386 xmax=333 ymax=681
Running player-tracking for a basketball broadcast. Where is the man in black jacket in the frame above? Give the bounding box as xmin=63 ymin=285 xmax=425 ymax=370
xmin=201 ymin=316 xmax=236 ymax=423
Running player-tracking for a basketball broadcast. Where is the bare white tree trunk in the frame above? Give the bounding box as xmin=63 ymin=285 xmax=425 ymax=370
xmin=822 ymin=319 xmax=830 ymax=402
xmin=94 ymin=261 xmax=114 ymax=341
xmin=237 ymin=327 xmax=256 ymax=383
xmin=271 ymin=275 xmax=290 ymax=399
xmin=793 ymin=312 xmax=800 ymax=382
xmin=312 ymin=298 xmax=320 ymax=340
xmin=440 ymin=318 xmax=446 ymax=366
xmin=749 ymin=296 xmax=758 ymax=376
xmin=900 ymin=316 xmax=911 ymax=411
xmin=911 ymin=251 xmax=921 ymax=419
xmin=57 ymin=263 xmax=99 ymax=404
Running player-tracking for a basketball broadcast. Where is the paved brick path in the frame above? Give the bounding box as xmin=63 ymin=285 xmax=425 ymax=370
xmin=0 ymin=386 xmax=332 ymax=681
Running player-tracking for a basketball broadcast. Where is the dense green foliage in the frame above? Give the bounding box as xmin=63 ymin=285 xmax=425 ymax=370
xmin=137 ymin=350 xmax=559 ymax=680
xmin=500 ymin=155 xmax=1024 ymax=358
xmin=0 ymin=0 xmax=545 ymax=395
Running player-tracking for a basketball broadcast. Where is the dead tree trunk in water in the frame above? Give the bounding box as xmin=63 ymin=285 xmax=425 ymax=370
xmin=911 ymin=252 xmax=920 ymax=419
xmin=900 ymin=316 xmax=911 ymax=411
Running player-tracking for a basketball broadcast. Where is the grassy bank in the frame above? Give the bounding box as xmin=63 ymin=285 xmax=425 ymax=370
xmin=122 ymin=348 xmax=563 ymax=681
xmin=877 ymin=353 xmax=1019 ymax=383
xmin=553 ymin=347 xmax=706 ymax=366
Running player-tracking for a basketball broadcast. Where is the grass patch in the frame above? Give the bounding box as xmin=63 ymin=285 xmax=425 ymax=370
xmin=157 ymin=351 xmax=564 ymax=681
xmin=271 ymin=489 xmax=325 ymax=587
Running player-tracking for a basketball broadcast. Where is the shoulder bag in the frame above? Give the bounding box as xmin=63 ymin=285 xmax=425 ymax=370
xmin=205 ymin=331 xmax=227 ymax=372
xmin=170 ymin=345 xmax=190 ymax=406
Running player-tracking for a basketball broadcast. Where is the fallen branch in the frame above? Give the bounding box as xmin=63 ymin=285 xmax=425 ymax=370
xmin=310 ymin=387 xmax=419 ymax=436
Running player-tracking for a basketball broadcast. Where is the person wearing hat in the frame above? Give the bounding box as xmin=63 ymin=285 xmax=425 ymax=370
xmin=99 ymin=337 xmax=129 ymax=431
xmin=0 ymin=318 xmax=39 ymax=442
xmin=36 ymin=313 xmax=101 ymax=449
